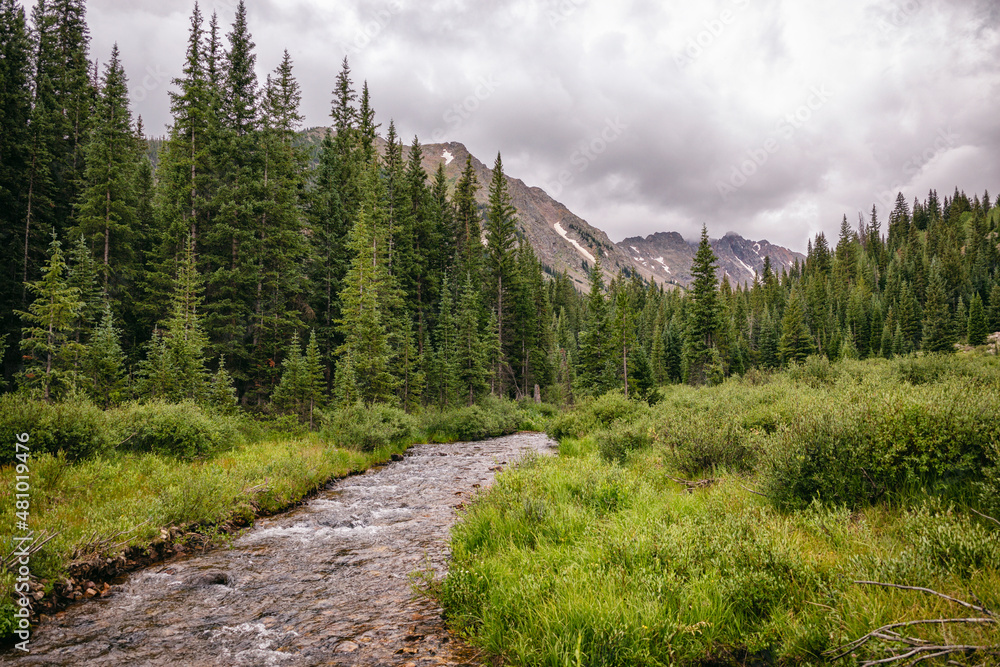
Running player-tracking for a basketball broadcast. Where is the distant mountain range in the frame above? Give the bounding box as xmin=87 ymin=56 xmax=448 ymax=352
xmin=302 ymin=129 xmax=805 ymax=290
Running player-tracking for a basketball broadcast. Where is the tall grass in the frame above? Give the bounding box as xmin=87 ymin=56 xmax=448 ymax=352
xmin=441 ymin=354 xmax=1000 ymax=665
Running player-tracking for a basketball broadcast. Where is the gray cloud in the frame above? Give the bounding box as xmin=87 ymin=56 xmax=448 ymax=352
xmin=45 ymin=0 xmax=1000 ymax=251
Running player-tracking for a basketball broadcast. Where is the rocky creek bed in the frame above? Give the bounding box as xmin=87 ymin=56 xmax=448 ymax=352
xmin=3 ymin=432 xmax=556 ymax=666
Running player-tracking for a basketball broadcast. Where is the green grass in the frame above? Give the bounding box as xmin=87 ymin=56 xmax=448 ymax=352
xmin=437 ymin=355 xmax=1000 ymax=665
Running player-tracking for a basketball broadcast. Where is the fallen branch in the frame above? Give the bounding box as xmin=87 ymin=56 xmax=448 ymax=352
xmin=1 ymin=530 xmax=60 ymax=573
xmin=824 ymin=582 xmax=998 ymax=666
xmin=664 ymin=474 xmax=717 ymax=493
xmin=969 ymin=507 xmax=1000 ymax=528
xmin=739 ymin=483 xmax=767 ymax=497
xmin=853 ymin=581 xmax=995 ymax=617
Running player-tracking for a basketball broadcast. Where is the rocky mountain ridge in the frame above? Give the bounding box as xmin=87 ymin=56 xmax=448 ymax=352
xmin=302 ymin=129 xmax=805 ymax=289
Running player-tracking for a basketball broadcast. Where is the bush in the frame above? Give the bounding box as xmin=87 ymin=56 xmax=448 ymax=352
xmin=113 ymin=401 xmax=238 ymax=460
xmin=787 ymin=354 xmax=839 ymax=387
xmin=423 ymin=397 xmax=525 ymax=442
xmin=0 ymin=394 xmax=110 ymax=462
xmin=758 ymin=377 xmax=1000 ymax=509
xmin=596 ymin=418 xmax=654 ymax=463
xmin=547 ymin=390 xmax=646 ymax=441
xmin=322 ymin=403 xmax=416 ymax=451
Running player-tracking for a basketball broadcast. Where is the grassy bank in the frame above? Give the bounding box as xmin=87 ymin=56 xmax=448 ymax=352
xmin=437 ymin=355 xmax=1000 ymax=666
xmin=1 ymin=396 xmax=548 ymax=639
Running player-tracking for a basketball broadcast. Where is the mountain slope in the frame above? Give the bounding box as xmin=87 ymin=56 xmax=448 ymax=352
xmin=302 ymin=129 xmax=804 ymax=289
xmin=621 ymin=231 xmax=804 ymax=287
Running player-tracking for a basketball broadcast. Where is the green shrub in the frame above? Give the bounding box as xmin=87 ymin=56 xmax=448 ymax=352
xmin=423 ymin=397 xmax=525 ymax=442
xmin=0 ymin=394 xmax=110 ymax=462
xmin=758 ymin=378 xmax=1000 ymax=509
xmin=596 ymin=419 xmax=654 ymax=463
xmin=787 ymin=354 xmax=839 ymax=387
xmin=322 ymin=403 xmax=416 ymax=451
xmin=113 ymin=401 xmax=237 ymax=460
xmin=547 ymin=390 xmax=646 ymax=440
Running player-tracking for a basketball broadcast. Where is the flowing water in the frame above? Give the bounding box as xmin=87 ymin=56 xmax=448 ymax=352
xmin=6 ymin=433 xmax=556 ymax=666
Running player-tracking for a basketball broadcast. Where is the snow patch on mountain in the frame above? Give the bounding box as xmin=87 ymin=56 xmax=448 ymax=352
xmin=554 ymin=222 xmax=596 ymax=263
xmin=442 ymin=150 xmax=454 ymax=165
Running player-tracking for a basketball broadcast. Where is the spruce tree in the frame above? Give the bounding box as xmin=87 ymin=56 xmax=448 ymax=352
xmin=84 ymin=304 xmax=126 ymax=407
xmin=684 ymin=225 xmax=723 ymax=384
xmin=455 ymin=275 xmax=489 ymax=405
xmin=137 ymin=240 xmax=209 ymax=401
xmin=778 ymin=290 xmax=814 ymax=365
xmin=432 ymin=274 xmax=459 ymax=408
xmin=453 ymin=155 xmax=481 ymax=281
xmin=922 ymin=263 xmax=955 ymax=353
xmin=202 ymin=0 xmax=259 ymax=386
xmin=0 ymin=0 xmax=32 ymax=377
xmin=272 ymin=331 xmax=309 ymax=421
xmin=334 ymin=162 xmax=397 ymax=406
xmin=17 ymin=233 xmax=85 ymax=400
xmin=154 ymin=2 xmax=216 ymax=265
xmin=612 ymin=287 xmax=637 ymax=396
xmin=484 ymin=152 xmax=518 ymax=393
xmin=29 ymin=0 xmax=92 ymax=237
xmin=968 ymin=292 xmax=988 ymax=346
xmin=249 ymin=50 xmax=310 ymax=401
xmin=208 ymin=355 xmax=239 ymax=415
xmin=74 ymin=44 xmax=141 ymax=303
xmin=989 ymin=283 xmax=1000 ymax=333
xmin=575 ymin=260 xmax=614 ymax=394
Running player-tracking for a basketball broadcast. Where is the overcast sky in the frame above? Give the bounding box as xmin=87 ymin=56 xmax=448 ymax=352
xmin=55 ymin=0 xmax=1000 ymax=252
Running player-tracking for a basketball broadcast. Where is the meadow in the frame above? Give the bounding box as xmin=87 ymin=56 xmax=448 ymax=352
xmin=435 ymin=354 xmax=1000 ymax=666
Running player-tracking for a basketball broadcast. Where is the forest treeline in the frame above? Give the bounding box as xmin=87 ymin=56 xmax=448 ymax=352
xmin=1 ymin=0 xmax=998 ymax=418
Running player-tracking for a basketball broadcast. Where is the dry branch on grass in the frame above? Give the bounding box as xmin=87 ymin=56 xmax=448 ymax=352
xmin=824 ymin=581 xmax=998 ymax=666
xmin=664 ymin=474 xmax=718 ymax=493
xmin=1 ymin=530 xmax=59 ymax=573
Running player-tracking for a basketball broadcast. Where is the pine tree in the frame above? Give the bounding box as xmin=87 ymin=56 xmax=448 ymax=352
xmin=74 ymin=44 xmax=141 ymax=303
xmin=17 ymin=232 xmax=84 ymax=400
xmin=207 ymin=355 xmax=239 ymax=415
xmin=137 ymin=239 xmax=209 ymax=401
xmin=0 ymin=0 xmax=32 ymax=380
xmin=453 ymin=155 xmax=481 ymax=281
xmin=989 ymin=283 xmax=1000 ymax=333
xmin=484 ymin=152 xmax=518 ymax=393
xmin=968 ymin=292 xmax=988 ymax=346
xmin=455 ymin=275 xmax=489 ymax=405
xmin=431 ymin=274 xmax=459 ymax=408
xmin=334 ymin=162 xmax=397 ymax=406
xmin=685 ymin=225 xmax=723 ymax=384
xmin=575 ymin=260 xmax=614 ymax=394
xmin=922 ymin=263 xmax=955 ymax=353
xmin=84 ymin=303 xmax=126 ymax=407
xmin=778 ymin=290 xmax=815 ymax=365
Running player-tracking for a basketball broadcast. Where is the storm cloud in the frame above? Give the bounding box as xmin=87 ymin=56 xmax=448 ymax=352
xmin=67 ymin=0 xmax=1000 ymax=251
